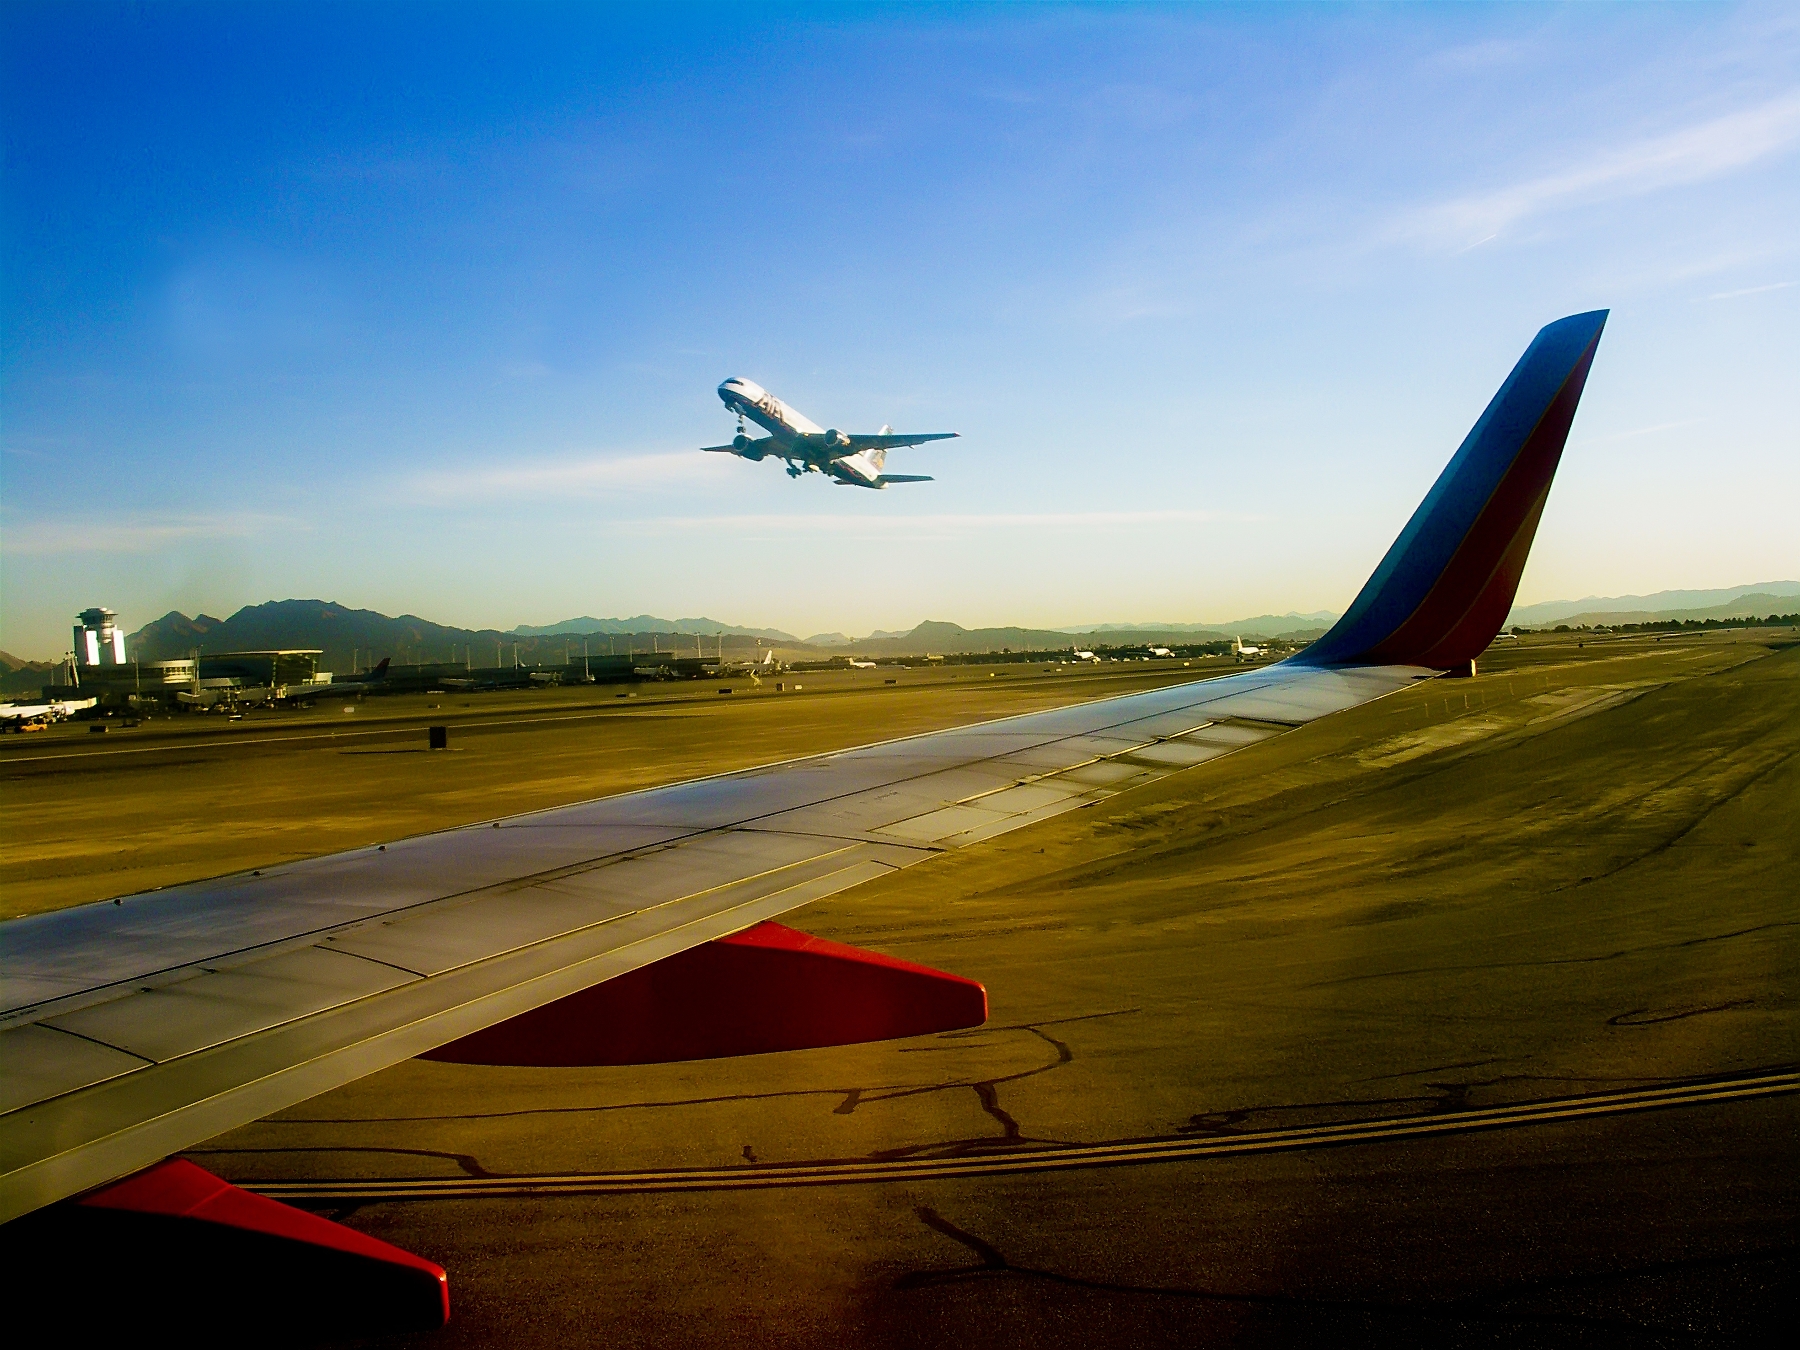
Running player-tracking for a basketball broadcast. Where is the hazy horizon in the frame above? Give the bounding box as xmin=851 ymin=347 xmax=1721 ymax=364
xmin=4 ymin=3 xmax=1796 ymax=658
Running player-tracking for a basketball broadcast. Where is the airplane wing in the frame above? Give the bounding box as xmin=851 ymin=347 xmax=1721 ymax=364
xmin=702 ymin=437 xmax=789 ymax=459
xmin=2 ymin=659 xmax=1426 ymax=1223
xmin=0 ymin=311 xmax=1607 ymax=1239
xmin=841 ymin=432 xmax=958 ymax=452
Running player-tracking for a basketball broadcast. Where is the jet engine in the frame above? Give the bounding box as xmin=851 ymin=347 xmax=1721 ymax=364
xmin=733 ymin=434 xmax=766 ymax=460
xmin=822 ymin=429 xmax=850 ymax=449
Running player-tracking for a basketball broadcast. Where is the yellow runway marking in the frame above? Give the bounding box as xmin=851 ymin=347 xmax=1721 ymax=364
xmin=248 ymin=1068 xmax=1798 ymax=1203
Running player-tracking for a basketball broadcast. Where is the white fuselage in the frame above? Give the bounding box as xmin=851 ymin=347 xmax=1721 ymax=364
xmin=719 ymin=378 xmax=825 ymax=441
xmin=717 ymin=378 xmax=890 ymax=485
xmin=0 ymin=697 xmax=97 ymax=724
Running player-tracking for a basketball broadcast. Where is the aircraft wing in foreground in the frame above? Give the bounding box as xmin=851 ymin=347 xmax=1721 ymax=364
xmin=702 ymin=377 xmax=956 ymax=488
xmin=0 ymin=311 xmax=1608 ymax=1333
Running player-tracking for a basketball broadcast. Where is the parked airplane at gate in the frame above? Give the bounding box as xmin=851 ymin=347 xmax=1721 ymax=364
xmin=702 ymin=378 xmax=956 ymax=488
xmin=0 ymin=696 xmax=96 ymax=727
xmin=0 ymin=311 xmax=1610 ymax=1336
xmin=277 ymin=657 xmax=391 ymax=704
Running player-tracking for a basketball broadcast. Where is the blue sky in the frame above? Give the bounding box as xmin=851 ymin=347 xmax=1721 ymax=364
xmin=3 ymin=2 xmax=1796 ymax=657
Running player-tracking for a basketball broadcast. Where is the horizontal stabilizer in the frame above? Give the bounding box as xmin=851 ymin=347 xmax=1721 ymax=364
xmin=421 ymin=921 xmax=987 ymax=1066
xmin=1301 ymin=310 xmax=1607 ymax=669
xmin=875 ymin=474 xmax=933 ymax=485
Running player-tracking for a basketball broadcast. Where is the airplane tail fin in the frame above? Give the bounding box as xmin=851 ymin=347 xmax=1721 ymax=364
xmin=370 ymin=657 xmax=391 ymax=679
xmin=1298 ymin=310 xmax=1607 ymax=670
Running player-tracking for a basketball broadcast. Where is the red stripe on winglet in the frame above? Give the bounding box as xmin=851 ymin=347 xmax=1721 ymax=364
xmin=1415 ymin=484 xmax=1552 ymax=667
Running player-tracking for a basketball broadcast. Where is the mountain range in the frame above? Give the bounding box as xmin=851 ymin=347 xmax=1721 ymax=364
xmin=1503 ymin=581 xmax=1799 ymax=628
xmin=42 ymin=580 xmax=1794 ymax=674
xmin=510 ymin=615 xmax=801 ymax=641
xmin=0 ymin=650 xmax=61 ymax=698
xmin=123 ymin=601 xmax=769 ymax=672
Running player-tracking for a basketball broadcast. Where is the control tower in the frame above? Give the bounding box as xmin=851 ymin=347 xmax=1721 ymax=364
xmin=74 ymin=607 xmax=128 ymax=666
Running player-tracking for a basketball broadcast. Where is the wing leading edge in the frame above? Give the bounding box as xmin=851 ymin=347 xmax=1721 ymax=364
xmin=0 ymin=312 xmax=1604 ymax=1224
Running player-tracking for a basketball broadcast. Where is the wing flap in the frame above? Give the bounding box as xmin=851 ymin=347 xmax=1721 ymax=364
xmin=39 ymin=946 xmax=418 ymax=1064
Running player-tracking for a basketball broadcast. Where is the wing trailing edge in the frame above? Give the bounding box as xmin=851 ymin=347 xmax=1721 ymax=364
xmin=1299 ymin=310 xmax=1607 ymax=670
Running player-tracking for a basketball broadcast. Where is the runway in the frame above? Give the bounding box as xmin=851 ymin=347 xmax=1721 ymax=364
xmin=253 ymin=1066 xmax=1799 ymax=1203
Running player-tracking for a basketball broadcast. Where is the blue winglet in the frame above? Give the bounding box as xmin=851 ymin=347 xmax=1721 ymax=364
xmin=1298 ymin=310 xmax=1607 ymax=669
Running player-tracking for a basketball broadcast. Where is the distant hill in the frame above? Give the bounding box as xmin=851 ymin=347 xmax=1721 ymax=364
xmin=113 ymin=604 xmax=1330 ymax=668
xmin=126 ymin=600 xmax=789 ymax=671
xmin=0 ymin=650 xmax=60 ymax=698
xmin=838 ymin=620 xmax=1251 ymax=656
xmin=512 ymin=615 xmax=800 ymax=641
xmin=1507 ymin=582 xmax=1799 ymax=628
xmin=1063 ymin=611 xmax=1339 ymax=636
xmin=1522 ymin=591 xmax=1800 ymax=629
xmin=77 ymin=581 xmax=1798 ymax=674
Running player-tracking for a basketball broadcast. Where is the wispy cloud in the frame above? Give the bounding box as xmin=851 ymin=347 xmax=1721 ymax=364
xmin=1570 ymin=418 xmax=1706 ymax=449
xmin=1707 ymin=280 xmax=1794 ymax=299
xmin=618 ymin=508 xmax=1246 ymax=537
xmin=1398 ymin=93 xmax=1800 ymax=248
xmin=412 ymin=450 xmax=729 ymax=500
xmin=1423 ymin=38 xmax=1534 ymax=73
xmin=1 ymin=513 xmax=297 ymax=556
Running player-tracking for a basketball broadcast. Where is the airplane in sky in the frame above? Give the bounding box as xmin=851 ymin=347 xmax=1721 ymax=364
xmin=702 ymin=378 xmax=956 ymax=488
xmin=0 ymin=311 xmax=1609 ymax=1335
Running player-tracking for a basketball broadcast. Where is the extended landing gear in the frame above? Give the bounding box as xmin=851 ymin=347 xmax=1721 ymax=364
xmin=786 ymin=464 xmax=802 ymax=478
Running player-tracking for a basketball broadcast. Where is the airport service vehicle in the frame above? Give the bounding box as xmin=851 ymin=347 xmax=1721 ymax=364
xmin=0 ymin=311 xmax=1608 ymax=1335
xmin=703 ymin=378 xmax=956 ymax=488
